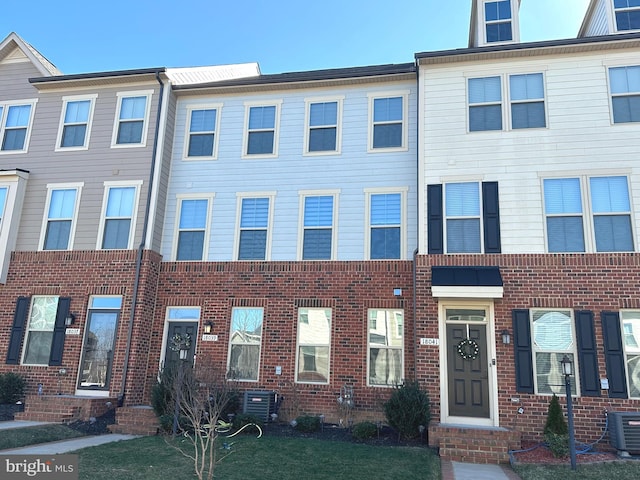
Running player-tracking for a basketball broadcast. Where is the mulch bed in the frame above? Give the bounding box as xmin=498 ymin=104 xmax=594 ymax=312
xmin=510 ymin=440 xmax=620 ymax=464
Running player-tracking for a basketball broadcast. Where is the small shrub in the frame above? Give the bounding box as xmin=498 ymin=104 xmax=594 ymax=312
xmin=351 ymin=421 xmax=378 ymax=440
xmin=0 ymin=372 xmax=26 ymax=404
xmin=294 ymin=415 xmax=321 ymax=433
xmin=233 ymin=413 xmax=263 ymax=431
xmin=544 ymin=394 xmax=569 ymax=458
xmin=383 ymin=381 xmax=431 ymax=440
xmin=545 ymin=432 xmax=569 ymax=458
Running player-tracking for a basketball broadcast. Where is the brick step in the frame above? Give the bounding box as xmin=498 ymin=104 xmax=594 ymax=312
xmin=17 ymin=395 xmax=117 ymax=423
xmin=111 ymin=406 xmax=160 ymax=436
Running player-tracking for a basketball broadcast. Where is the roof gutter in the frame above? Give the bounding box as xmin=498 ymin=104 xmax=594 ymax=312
xmin=118 ymin=71 xmax=165 ymax=406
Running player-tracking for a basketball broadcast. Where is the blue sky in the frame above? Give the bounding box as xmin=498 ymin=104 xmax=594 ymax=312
xmin=1 ymin=0 xmax=590 ymax=75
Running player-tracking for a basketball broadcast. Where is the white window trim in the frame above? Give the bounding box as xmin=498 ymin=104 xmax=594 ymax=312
xmin=443 ymin=181 xmax=484 ymax=254
xmin=233 ymin=191 xmax=276 ymax=261
xmin=530 ymin=308 xmax=581 ymax=396
xmin=110 ymin=90 xmax=153 ymax=148
xmin=303 ymin=96 xmax=344 ymax=156
xmin=479 ymin=0 xmax=520 ymax=46
xmin=226 ymin=306 xmax=264 ymax=383
xmin=295 ymin=307 xmax=332 ymax=385
xmin=171 ymin=193 xmax=214 ymax=261
xmin=364 ymin=187 xmax=408 ymax=260
xmin=367 ymin=308 xmax=405 ymax=388
xmin=606 ymin=65 xmax=640 ymax=125
xmin=55 ymin=94 xmax=98 ymax=152
xmin=620 ymin=310 xmax=640 ymax=399
xmin=297 ymin=189 xmax=340 ymax=261
xmin=20 ymin=295 xmax=59 ymax=366
xmin=367 ymin=91 xmax=409 ymax=153
xmin=610 ymin=0 xmax=640 ymax=33
xmin=241 ymin=100 xmax=283 ymax=159
xmin=96 ymin=180 xmax=143 ymax=250
xmin=0 ymin=170 xmax=28 ymax=284
xmin=183 ymin=103 xmax=223 ymax=161
xmin=0 ymin=99 xmax=38 ymax=155
xmin=38 ymin=182 xmax=84 ymax=251
xmin=541 ymin=174 xmax=635 ymax=253
xmin=507 ymin=72 xmax=548 ymax=130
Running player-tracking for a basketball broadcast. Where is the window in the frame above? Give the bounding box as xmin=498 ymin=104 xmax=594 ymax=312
xmin=368 ymin=309 xmax=403 ymax=386
xmin=112 ymin=91 xmax=152 ymax=146
xmin=40 ymin=185 xmax=82 ymax=250
xmin=543 ymin=176 xmax=633 ymax=252
xmin=614 ymin=0 xmax=640 ymax=31
xmin=445 ymin=182 xmax=481 ymax=253
xmin=228 ymin=307 xmax=263 ymax=381
xmin=510 ymin=73 xmax=546 ymax=129
xmin=56 ymin=95 xmax=96 ymax=149
xmin=174 ymin=196 xmax=212 ymax=261
xmin=306 ymin=99 xmax=341 ymax=153
xmin=621 ymin=311 xmax=640 ymax=398
xmin=609 ymin=66 xmax=640 ymax=123
xmin=0 ymin=186 xmax=7 ymax=229
xmin=185 ymin=106 xmax=220 ymax=158
xmin=237 ymin=195 xmax=273 ymax=260
xmin=0 ymin=102 xmax=36 ymax=152
xmin=530 ymin=309 xmax=578 ymax=395
xmin=469 ymin=77 xmax=502 ymax=131
xmin=98 ymin=182 xmax=141 ymax=249
xmin=300 ymin=193 xmax=336 ymax=260
xmin=484 ymin=0 xmax=512 ymax=42
xmin=367 ymin=191 xmax=403 ymax=259
xmin=296 ymin=308 xmax=331 ymax=383
xmin=245 ymin=103 xmax=281 ymax=156
xmin=369 ymin=94 xmax=407 ymax=150
xmin=22 ymin=296 xmax=59 ymax=365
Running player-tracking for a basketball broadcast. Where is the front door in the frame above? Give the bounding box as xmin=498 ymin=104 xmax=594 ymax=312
xmin=446 ymin=308 xmax=490 ymax=419
xmin=163 ymin=321 xmax=198 ymax=368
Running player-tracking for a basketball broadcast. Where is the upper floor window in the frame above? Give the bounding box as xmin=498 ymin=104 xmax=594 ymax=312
xmin=244 ymin=102 xmax=281 ymax=157
xmin=98 ymin=182 xmax=141 ymax=249
xmin=305 ymin=98 xmax=342 ymax=154
xmin=237 ymin=195 xmax=273 ymax=260
xmin=112 ymin=91 xmax=152 ymax=147
xmin=543 ymin=176 xmax=633 ymax=253
xmin=609 ymin=65 xmax=640 ymax=123
xmin=40 ymin=184 xmax=82 ymax=251
xmin=445 ymin=182 xmax=481 ymax=253
xmin=185 ymin=105 xmax=220 ymax=159
xmin=296 ymin=308 xmax=331 ymax=384
xmin=510 ymin=73 xmax=546 ymax=129
xmin=174 ymin=195 xmax=212 ymax=261
xmin=369 ymin=93 xmax=408 ymax=151
xmin=227 ymin=307 xmax=263 ymax=381
xmin=469 ymin=77 xmax=502 ymax=131
xmin=368 ymin=309 xmax=403 ymax=386
xmin=484 ymin=0 xmax=512 ymax=42
xmin=0 ymin=101 xmax=36 ymax=153
xmin=621 ymin=311 xmax=640 ymax=398
xmin=614 ymin=0 xmax=640 ymax=31
xmin=530 ymin=309 xmax=578 ymax=395
xmin=367 ymin=190 xmax=404 ymax=259
xmin=300 ymin=192 xmax=337 ymax=260
xmin=56 ymin=95 xmax=97 ymax=150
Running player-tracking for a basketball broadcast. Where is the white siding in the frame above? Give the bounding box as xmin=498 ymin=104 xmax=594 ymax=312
xmin=582 ymin=0 xmax=612 ymax=37
xmin=420 ymin=49 xmax=640 ymax=254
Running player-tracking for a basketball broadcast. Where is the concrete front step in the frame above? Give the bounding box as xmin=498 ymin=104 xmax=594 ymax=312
xmin=429 ymin=423 xmax=521 ymax=464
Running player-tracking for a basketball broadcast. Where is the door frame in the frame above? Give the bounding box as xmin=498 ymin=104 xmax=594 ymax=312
xmin=159 ymin=307 xmax=202 ymax=373
xmin=438 ymin=300 xmax=499 ymax=427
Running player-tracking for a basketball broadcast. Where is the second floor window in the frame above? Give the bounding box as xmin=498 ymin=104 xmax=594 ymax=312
xmin=100 ymin=184 xmax=138 ymax=249
xmin=175 ymin=197 xmax=210 ymax=261
xmin=113 ymin=93 xmax=150 ymax=146
xmin=41 ymin=186 xmax=80 ymax=250
xmin=469 ymin=77 xmax=502 ymax=131
xmin=371 ymin=96 xmax=405 ymax=149
xmin=186 ymin=107 xmax=219 ymax=158
xmin=445 ymin=182 xmax=481 ymax=253
xmin=614 ymin=0 xmax=640 ymax=31
xmin=369 ymin=192 xmax=402 ymax=259
xmin=510 ymin=73 xmax=546 ymax=129
xmin=307 ymin=100 xmax=339 ymax=153
xmin=301 ymin=194 xmax=335 ymax=260
xmin=0 ymin=187 xmax=7 ymax=229
xmin=246 ymin=105 xmax=278 ymax=156
xmin=609 ymin=65 xmax=640 ymax=123
xmin=57 ymin=96 xmax=96 ymax=149
xmin=238 ymin=197 xmax=270 ymax=260
xmin=0 ymin=103 xmax=34 ymax=152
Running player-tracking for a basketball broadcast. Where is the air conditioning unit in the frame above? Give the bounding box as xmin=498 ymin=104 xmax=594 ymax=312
xmin=242 ymin=390 xmax=277 ymax=422
xmin=608 ymin=411 xmax=640 ymax=455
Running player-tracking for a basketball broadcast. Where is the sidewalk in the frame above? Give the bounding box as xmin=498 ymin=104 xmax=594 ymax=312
xmin=441 ymin=460 xmax=522 ymax=480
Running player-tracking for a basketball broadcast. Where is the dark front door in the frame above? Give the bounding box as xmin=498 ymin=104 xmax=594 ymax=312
xmin=447 ymin=323 xmax=490 ymax=418
xmin=164 ymin=321 xmax=198 ymax=368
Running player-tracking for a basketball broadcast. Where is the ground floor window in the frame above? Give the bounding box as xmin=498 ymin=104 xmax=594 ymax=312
xmin=296 ymin=308 xmax=331 ymax=383
xmin=621 ymin=311 xmax=640 ymax=398
xmin=22 ymin=296 xmax=58 ymax=365
xmin=227 ymin=307 xmax=263 ymax=381
xmin=368 ymin=309 xmax=403 ymax=386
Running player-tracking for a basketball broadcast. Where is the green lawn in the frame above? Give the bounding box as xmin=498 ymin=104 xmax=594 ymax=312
xmin=514 ymin=461 xmax=640 ymax=480
xmin=0 ymin=424 xmax=85 ymax=450
xmin=76 ymin=435 xmax=440 ymax=480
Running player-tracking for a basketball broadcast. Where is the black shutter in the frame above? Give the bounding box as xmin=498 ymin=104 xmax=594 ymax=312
xmin=512 ymin=309 xmax=534 ymax=393
xmin=6 ymin=297 xmax=30 ymax=364
xmin=427 ymin=184 xmax=443 ymax=254
xmin=601 ymin=311 xmax=628 ymax=399
xmin=482 ymin=181 xmax=501 ymax=253
xmin=49 ymin=297 xmax=71 ymax=366
xmin=575 ymin=310 xmax=600 ymax=397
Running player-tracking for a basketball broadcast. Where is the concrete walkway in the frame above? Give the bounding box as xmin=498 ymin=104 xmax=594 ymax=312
xmin=441 ymin=460 xmax=522 ymax=480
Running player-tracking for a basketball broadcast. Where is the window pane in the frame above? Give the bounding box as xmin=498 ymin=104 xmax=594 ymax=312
xmin=546 ymin=217 xmax=585 ymax=252
xmin=543 ymin=178 xmax=582 ymax=214
xmin=446 ymin=183 xmax=480 ymax=216
xmin=309 ymin=127 xmax=337 ymax=151
xmin=302 ymin=229 xmax=332 ymax=259
xmin=616 ymin=10 xmax=640 ymax=30
xmin=512 ymin=102 xmax=546 ymax=129
xmin=188 ymin=134 xmax=214 ymax=156
xmin=117 ymin=121 xmax=143 ymax=144
xmin=239 ymin=230 xmax=267 ymax=260
xmin=120 ymin=97 xmax=146 ymax=119
xmin=510 ymin=73 xmax=544 ymax=100
xmin=594 ymin=215 xmax=633 ymax=251
xmin=247 ymin=131 xmax=274 ymax=154
xmin=486 ymin=22 xmax=512 ymax=42
xmin=373 ymin=97 xmax=402 ymax=122
xmin=536 ymin=352 xmax=576 ymax=395
xmin=168 ymin=307 xmax=200 ymax=320
xmin=590 ymin=176 xmax=630 ymax=213
xmin=310 ymin=102 xmax=337 ymax=126
xmin=533 ymin=310 xmax=573 ymax=350
xmin=61 ymin=125 xmax=87 ymax=147
xmin=179 ymin=200 xmax=207 ymax=229
xmin=2 ymin=129 xmax=26 ymax=150
xmin=446 ymin=218 xmax=481 ymax=253
xmin=469 ymin=105 xmax=502 ymax=131
xmin=228 ymin=308 xmax=263 ymax=381
xmin=469 ymin=77 xmax=502 ymax=103
xmin=78 ymin=311 xmax=118 ymax=389
xmin=6 ymin=105 xmax=31 ymax=127
xmin=612 ymin=96 xmax=640 ymax=123
xmin=485 ymin=0 xmax=511 ymax=21
xmin=190 ymin=109 xmax=216 ymax=132
xmin=371 ymin=193 xmax=401 ymax=225
xmin=44 ymin=221 xmax=71 ymax=250
xmin=304 ymin=196 xmax=333 ymax=227
xmin=241 ymin=198 xmax=269 ymax=228
xmin=106 ymin=187 xmax=135 ymax=217
xmin=371 ymin=227 xmax=400 ymax=259
xmin=373 ymin=124 xmax=402 ymax=148
xmin=177 ymin=231 xmax=205 ymax=260
xmin=369 ymin=348 xmax=402 ymax=386
xmin=248 ymin=106 xmax=275 ymax=129
xmin=91 ymin=296 xmax=123 ymax=309
xmin=102 ymin=218 xmax=131 ymax=249
xmin=23 ymin=332 xmax=54 ymax=365
xmin=0 ymin=187 xmax=7 ymax=219
xmin=65 ymin=101 xmax=90 ymax=123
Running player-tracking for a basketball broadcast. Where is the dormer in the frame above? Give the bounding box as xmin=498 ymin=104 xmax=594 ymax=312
xmin=469 ymin=0 xmax=521 ymax=48
xmin=579 ymin=0 xmax=640 ymax=37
